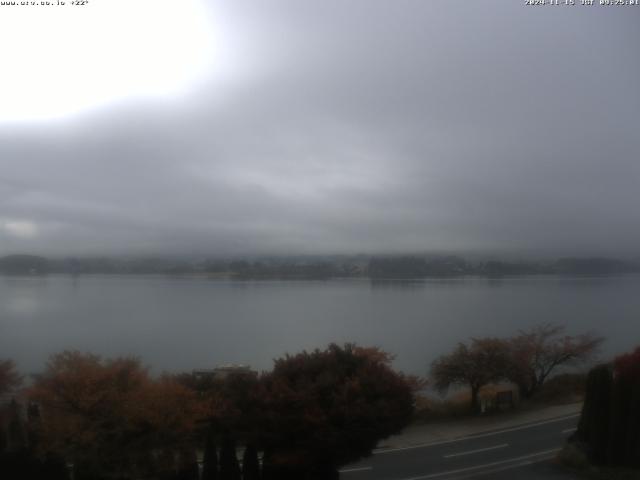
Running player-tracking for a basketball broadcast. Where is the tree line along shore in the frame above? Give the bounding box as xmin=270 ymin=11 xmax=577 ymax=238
xmin=2 ymin=254 xmax=640 ymax=279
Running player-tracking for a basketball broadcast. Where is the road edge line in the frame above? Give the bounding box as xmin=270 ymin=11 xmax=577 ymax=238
xmin=398 ymin=448 xmax=561 ymax=480
xmin=374 ymin=413 xmax=579 ymax=454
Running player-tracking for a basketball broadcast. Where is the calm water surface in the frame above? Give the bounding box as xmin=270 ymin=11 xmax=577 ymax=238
xmin=1 ymin=275 xmax=639 ymax=376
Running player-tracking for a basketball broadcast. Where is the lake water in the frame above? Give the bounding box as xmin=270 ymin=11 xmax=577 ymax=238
xmin=1 ymin=275 xmax=639 ymax=376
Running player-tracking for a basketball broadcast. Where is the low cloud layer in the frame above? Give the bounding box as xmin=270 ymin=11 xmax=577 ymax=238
xmin=1 ymin=1 xmax=639 ymax=257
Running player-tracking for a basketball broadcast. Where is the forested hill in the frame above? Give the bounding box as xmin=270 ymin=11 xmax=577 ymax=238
xmin=1 ymin=254 xmax=640 ymax=279
xmin=0 ymin=255 xmax=49 ymax=274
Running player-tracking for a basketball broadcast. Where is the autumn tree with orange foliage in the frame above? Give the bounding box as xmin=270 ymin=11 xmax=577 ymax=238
xmin=28 ymin=351 xmax=203 ymax=479
xmin=0 ymin=359 xmax=23 ymax=457
xmin=0 ymin=360 xmax=21 ymax=397
xmin=259 ymin=343 xmax=420 ymax=480
xmin=431 ymin=338 xmax=512 ymax=412
xmin=174 ymin=364 xmax=265 ymax=479
xmin=507 ymin=323 xmax=603 ymax=399
xmin=20 ymin=345 xmax=419 ymax=479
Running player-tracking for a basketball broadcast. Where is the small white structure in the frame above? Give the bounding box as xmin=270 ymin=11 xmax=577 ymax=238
xmin=193 ymin=363 xmax=253 ymax=381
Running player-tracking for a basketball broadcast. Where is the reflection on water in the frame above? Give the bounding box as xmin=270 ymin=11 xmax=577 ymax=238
xmin=369 ymin=277 xmax=468 ymax=290
xmin=1 ymin=274 xmax=639 ymax=376
xmin=1 ymin=276 xmax=46 ymax=316
xmin=4 ymin=294 xmax=40 ymax=316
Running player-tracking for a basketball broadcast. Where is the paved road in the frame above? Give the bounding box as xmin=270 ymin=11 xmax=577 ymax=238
xmin=339 ymin=414 xmax=580 ymax=480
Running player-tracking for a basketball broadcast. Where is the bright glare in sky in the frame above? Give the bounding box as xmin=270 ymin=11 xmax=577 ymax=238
xmin=0 ymin=0 xmax=215 ymax=122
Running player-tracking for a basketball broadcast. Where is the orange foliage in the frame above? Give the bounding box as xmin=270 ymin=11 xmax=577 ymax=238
xmin=28 ymin=351 xmax=203 ymax=476
xmin=0 ymin=359 xmax=22 ymax=396
xmin=509 ymin=323 xmax=603 ymax=397
xmin=261 ymin=343 xmax=417 ymax=469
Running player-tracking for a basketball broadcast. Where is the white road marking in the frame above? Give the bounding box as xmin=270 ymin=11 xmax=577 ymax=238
xmin=444 ymin=453 xmax=559 ymax=480
xmin=373 ymin=413 xmax=579 ymax=455
xmin=398 ymin=448 xmax=561 ymax=480
xmin=338 ymin=466 xmax=373 ymax=473
xmin=562 ymin=427 xmax=577 ymax=434
xmin=443 ymin=443 xmax=508 ymax=458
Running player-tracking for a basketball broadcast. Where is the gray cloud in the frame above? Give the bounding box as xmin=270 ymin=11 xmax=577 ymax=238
xmin=1 ymin=0 xmax=639 ymax=257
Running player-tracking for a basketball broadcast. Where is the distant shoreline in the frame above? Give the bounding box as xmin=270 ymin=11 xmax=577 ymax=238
xmin=2 ymin=254 xmax=639 ymax=279
xmin=3 ymin=271 xmax=640 ymax=281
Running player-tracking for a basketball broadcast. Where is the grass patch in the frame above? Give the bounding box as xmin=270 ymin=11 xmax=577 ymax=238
xmin=530 ymin=373 xmax=586 ymax=406
xmin=412 ymin=392 xmax=471 ymax=422
xmin=412 ymin=385 xmax=520 ymax=422
xmin=412 ymin=375 xmax=585 ymax=424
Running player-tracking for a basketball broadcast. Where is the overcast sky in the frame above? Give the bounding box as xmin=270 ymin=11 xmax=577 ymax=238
xmin=0 ymin=0 xmax=639 ymax=258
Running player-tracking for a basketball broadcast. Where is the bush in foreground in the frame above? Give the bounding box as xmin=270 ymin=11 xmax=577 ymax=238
xmin=260 ymin=344 xmax=420 ymax=478
xmin=1 ymin=344 xmax=419 ymax=479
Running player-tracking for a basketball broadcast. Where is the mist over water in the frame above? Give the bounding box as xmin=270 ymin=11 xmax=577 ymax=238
xmin=1 ymin=2 xmax=639 ymax=478
xmin=2 ymin=2 xmax=640 ymax=258
xmin=2 ymin=274 xmax=638 ymax=376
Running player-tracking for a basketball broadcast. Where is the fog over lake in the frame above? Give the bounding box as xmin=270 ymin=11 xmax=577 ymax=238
xmin=2 ymin=275 xmax=639 ymax=376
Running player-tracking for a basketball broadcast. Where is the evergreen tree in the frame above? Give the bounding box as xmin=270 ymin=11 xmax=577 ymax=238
xmin=627 ymin=373 xmax=640 ymax=467
xmin=176 ymin=447 xmax=199 ymax=480
xmin=259 ymin=449 xmax=275 ymax=480
xmin=576 ymin=364 xmax=612 ymax=464
xmin=41 ymin=453 xmax=70 ymax=480
xmin=201 ymin=432 xmax=218 ymax=480
xmin=242 ymin=444 xmax=260 ymax=480
xmin=611 ymin=347 xmax=640 ymax=467
xmin=219 ymin=436 xmax=240 ymax=480
xmin=607 ymin=369 xmax=631 ymax=465
xmin=134 ymin=450 xmax=158 ymax=480
xmin=7 ymin=399 xmax=27 ymax=453
xmin=0 ymin=423 xmax=7 ymax=455
xmin=157 ymin=448 xmax=177 ymax=480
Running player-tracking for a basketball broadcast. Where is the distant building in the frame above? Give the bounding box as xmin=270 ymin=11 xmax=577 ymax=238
xmin=192 ymin=363 xmax=254 ymax=381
